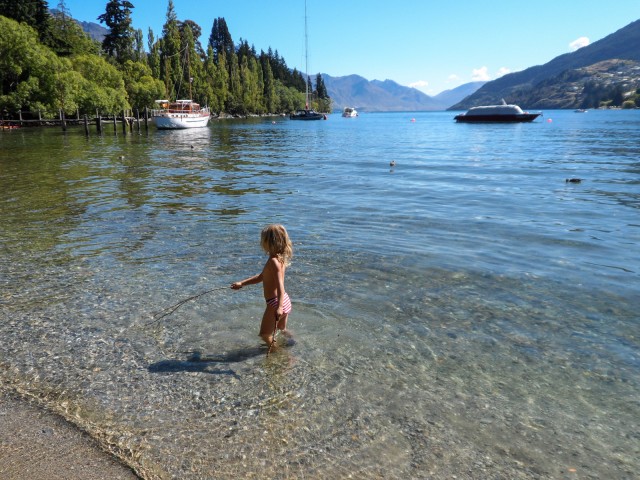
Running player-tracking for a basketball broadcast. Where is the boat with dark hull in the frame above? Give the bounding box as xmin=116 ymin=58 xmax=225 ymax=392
xmin=289 ymin=0 xmax=326 ymax=121
xmin=454 ymin=101 xmax=541 ymax=123
xmin=290 ymin=109 xmax=325 ymax=120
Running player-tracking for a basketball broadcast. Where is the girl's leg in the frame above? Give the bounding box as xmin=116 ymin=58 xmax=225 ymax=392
xmin=259 ymin=306 xmax=277 ymax=345
xmin=276 ymin=313 xmax=288 ymax=332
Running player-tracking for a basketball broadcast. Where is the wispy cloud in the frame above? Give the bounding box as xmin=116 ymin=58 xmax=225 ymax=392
xmin=496 ymin=67 xmax=511 ymax=77
xmin=409 ymin=80 xmax=429 ymax=89
xmin=569 ymin=36 xmax=590 ymax=51
xmin=448 ymin=74 xmax=460 ymax=82
xmin=471 ymin=66 xmax=490 ymax=81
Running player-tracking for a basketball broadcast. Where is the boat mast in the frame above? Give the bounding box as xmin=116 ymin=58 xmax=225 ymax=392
xmin=304 ymin=0 xmax=309 ymax=109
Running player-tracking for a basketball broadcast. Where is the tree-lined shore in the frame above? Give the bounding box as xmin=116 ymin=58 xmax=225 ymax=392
xmin=0 ymin=0 xmax=331 ymax=120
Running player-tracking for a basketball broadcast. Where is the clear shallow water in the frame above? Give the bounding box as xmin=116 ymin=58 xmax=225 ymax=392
xmin=1 ymin=111 xmax=638 ymax=479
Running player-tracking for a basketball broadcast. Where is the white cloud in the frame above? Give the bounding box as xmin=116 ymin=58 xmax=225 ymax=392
xmin=409 ymin=80 xmax=429 ymax=89
xmin=496 ymin=67 xmax=511 ymax=77
xmin=471 ymin=66 xmax=490 ymax=81
xmin=448 ymin=74 xmax=460 ymax=82
xmin=569 ymin=36 xmax=590 ymax=51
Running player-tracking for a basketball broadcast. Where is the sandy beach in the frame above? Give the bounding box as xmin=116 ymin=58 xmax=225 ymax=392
xmin=0 ymin=390 xmax=138 ymax=480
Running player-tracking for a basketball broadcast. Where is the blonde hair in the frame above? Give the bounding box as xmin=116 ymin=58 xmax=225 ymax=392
xmin=261 ymin=224 xmax=293 ymax=266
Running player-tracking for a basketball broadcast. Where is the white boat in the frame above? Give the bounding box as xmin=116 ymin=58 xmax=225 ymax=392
xmin=151 ymin=99 xmax=210 ymax=129
xmin=454 ymin=99 xmax=541 ymax=123
xmin=342 ymin=107 xmax=358 ymax=117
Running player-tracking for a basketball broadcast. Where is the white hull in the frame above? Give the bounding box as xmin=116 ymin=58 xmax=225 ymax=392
xmin=152 ymin=112 xmax=210 ymax=129
xmin=342 ymin=107 xmax=358 ymax=117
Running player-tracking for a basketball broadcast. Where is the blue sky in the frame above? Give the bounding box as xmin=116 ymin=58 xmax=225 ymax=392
xmin=62 ymin=0 xmax=640 ymax=96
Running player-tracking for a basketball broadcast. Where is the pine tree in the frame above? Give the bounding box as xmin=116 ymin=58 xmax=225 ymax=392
xmin=98 ymin=0 xmax=136 ymax=64
xmin=160 ymin=0 xmax=181 ymax=99
xmin=208 ymin=17 xmax=233 ymax=62
xmin=315 ymin=73 xmax=328 ymax=99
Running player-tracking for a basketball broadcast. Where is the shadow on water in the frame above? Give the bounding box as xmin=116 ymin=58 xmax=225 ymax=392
xmin=147 ymin=347 xmax=267 ymax=377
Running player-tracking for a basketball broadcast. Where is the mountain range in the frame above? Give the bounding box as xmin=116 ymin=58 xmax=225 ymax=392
xmin=322 ymin=75 xmax=484 ymax=112
xmin=451 ymin=18 xmax=640 ymax=110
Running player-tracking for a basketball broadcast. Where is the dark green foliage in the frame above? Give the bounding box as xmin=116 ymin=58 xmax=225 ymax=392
xmin=98 ymin=0 xmax=135 ymax=64
xmin=208 ymin=17 xmax=233 ymax=61
xmin=0 ymin=2 xmax=330 ymax=116
xmin=0 ymin=0 xmax=51 ymax=42
xmin=315 ymin=73 xmax=328 ymax=99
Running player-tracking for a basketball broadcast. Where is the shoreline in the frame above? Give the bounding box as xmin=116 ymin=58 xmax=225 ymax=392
xmin=0 ymin=389 xmax=139 ymax=480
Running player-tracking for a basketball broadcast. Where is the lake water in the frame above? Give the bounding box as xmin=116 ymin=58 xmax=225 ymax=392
xmin=1 ymin=110 xmax=638 ymax=479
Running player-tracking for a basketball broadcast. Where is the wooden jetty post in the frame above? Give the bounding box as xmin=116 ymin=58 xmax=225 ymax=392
xmin=84 ymin=114 xmax=89 ymax=136
xmin=112 ymin=114 xmax=117 ymax=134
xmin=122 ymin=110 xmax=127 ymax=135
xmin=144 ymin=107 xmax=149 ymax=132
xmin=59 ymin=109 xmax=67 ymax=131
xmin=96 ymin=110 xmax=102 ymax=134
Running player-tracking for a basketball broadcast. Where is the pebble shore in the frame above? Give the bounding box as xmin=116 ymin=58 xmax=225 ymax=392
xmin=0 ymin=390 xmax=138 ymax=480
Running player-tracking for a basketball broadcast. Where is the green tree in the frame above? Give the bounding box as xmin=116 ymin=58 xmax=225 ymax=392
xmin=98 ymin=0 xmax=135 ymax=64
xmin=180 ymin=22 xmax=206 ymax=104
xmin=315 ymin=73 xmax=328 ymax=99
xmin=159 ymin=0 xmax=182 ymax=99
xmin=70 ymin=54 xmax=130 ymax=113
xmin=610 ymin=85 xmax=625 ymax=107
xmin=0 ymin=16 xmax=61 ymax=115
xmin=261 ymin=54 xmax=277 ymax=113
xmin=147 ymin=28 xmax=161 ymax=78
xmin=121 ymin=60 xmax=164 ymax=109
xmin=227 ymin=50 xmax=242 ymax=113
xmin=212 ymin=49 xmax=230 ymax=113
xmin=208 ymin=17 xmax=233 ymax=61
xmin=133 ymin=28 xmax=145 ymax=62
xmin=0 ymin=0 xmax=51 ymax=44
xmin=48 ymin=2 xmax=100 ymax=57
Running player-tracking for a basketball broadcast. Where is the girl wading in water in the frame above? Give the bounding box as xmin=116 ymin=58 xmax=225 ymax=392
xmin=231 ymin=224 xmax=293 ymax=349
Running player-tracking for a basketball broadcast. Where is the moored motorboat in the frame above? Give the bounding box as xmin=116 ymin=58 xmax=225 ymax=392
xmin=342 ymin=107 xmax=358 ymax=117
xmin=454 ymin=100 xmax=541 ymax=123
xmin=151 ymin=99 xmax=210 ymax=129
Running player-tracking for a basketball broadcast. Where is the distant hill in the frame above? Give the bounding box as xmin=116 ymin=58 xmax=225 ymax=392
xmin=323 ymin=74 xmax=484 ymax=112
xmin=451 ymin=18 xmax=640 ymax=110
xmin=78 ymin=20 xmax=108 ymax=43
xmin=433 ymin=81 xmax=486 ymax=107
xmin=50 ymin=8 xmax=108 ymax=43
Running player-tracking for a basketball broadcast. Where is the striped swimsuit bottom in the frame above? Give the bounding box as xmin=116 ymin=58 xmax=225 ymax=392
xmin=266 ymin=292 xmax=292 ymax=314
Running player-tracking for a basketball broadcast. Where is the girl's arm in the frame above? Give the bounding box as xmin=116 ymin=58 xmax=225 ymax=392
xmin=231 ymin=272 xmax=263 ymax=289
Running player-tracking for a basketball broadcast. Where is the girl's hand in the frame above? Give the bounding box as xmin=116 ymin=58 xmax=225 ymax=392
xmin=231 ymin=282 xmax=242 ymax=290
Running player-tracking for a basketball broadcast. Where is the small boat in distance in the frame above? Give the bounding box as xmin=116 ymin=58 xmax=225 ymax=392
xmin=342 ymin=107 xmax=358 ymax=117
xmin=454 ymin=100 xmax=541 ymax=123
xmin=151 ymin=99 xmax=210 ymax=129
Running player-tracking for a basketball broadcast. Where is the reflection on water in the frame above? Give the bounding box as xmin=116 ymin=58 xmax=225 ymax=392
xmin=1 ymin=112 xmax=638 ymax=479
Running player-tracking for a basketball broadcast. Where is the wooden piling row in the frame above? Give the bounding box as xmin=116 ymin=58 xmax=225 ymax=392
xmin=1 ymin=109 xmax=151 ymax=135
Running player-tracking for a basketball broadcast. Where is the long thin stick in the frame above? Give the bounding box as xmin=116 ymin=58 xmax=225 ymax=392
xmin=267 ymin=313 xmax=280 ymax=356
xmin=149 ymin=286 xmax=228 ymax=325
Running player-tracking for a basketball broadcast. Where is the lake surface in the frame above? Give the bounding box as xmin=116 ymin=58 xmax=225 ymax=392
xmin=1 ymin=110 xmax=638 ymax=479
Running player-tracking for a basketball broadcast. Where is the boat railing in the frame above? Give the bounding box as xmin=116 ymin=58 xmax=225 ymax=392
xmin=150 ymin=106 xmax=210 ymax=116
